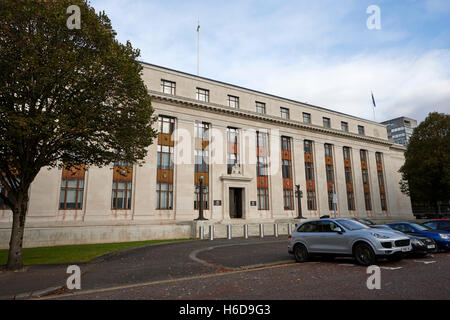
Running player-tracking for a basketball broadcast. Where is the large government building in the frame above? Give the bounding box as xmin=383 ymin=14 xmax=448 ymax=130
xmin=0 ymin=63 xmax=414 ymax=248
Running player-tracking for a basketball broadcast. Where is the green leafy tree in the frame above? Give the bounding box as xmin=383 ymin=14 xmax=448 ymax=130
xmin=400 ymin=112 xmax=450 ymax=212
xmin=0 ymin=0 xmax=157 ymax=270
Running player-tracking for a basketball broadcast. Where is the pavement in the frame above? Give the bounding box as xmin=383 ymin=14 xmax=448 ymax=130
xmin=0 ymin=237 xmax=290 ymax=299
xmin=1 ymin=236 xmax=450 ymax=300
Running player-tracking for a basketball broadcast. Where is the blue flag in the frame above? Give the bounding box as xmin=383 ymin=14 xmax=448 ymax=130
xmin=371 ymin=92 xmax=376 ymax=108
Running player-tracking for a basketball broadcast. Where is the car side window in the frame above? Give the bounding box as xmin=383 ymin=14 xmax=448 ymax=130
xmin=392 ymin=224 xmax=405 ymax=232
xmin=298 ymin=222 xmax=318 ymax=233
xmin=440 ymin=221 xmax=450 ymax=229
xmin=318 ymin=221 xmax=339 ymax=232
xmin=425 ymin=222 xmax=438 ymax=229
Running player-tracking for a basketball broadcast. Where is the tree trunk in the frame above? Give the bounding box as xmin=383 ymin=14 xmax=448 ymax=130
xmin=7 ymin=190 xmax=29 ymax=271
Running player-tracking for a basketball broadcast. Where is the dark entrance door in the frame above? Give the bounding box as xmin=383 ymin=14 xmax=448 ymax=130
xmin=229 ymin=188 xmax=243 ymax=219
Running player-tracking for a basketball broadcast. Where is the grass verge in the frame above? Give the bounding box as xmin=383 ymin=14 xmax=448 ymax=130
xmin=0 ymin=239 xmax=191 ymax=266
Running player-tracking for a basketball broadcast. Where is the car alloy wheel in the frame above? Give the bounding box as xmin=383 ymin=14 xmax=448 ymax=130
xmin=354 ymin=243 xmax=376 ymax=266
xmin=294 ymin=243 xmax=309 ymax=263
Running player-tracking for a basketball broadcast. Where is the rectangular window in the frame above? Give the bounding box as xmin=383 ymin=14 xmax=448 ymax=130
xmin=323 ymin=117 xmax=331 ymax=128
xmin=227 ymin=127 xmax=240 ymax=174
xmin=196 ymin=87 xmax=210 ymax=102
xmin=228 ymin=95 xmax=239 ymax=108
xmin=281 ymin=136 xmax=291 ymax=151
xmin=304 ymin=140 xmax=313 ymax=154
xmin=345 ymin=167 xmax=353 ymax=184
xmin=160 ymin=79 xmax=176 ymax=95
xmin=347 ymin=192 xmax=355 ymax=211
xmin=111 ymin=180 xmax=132 ymax=210
xmin=194 ymin=149 xmax=209 ymax=173
xmin=326 ymin=164 xmax=334 ymax=183
xmin=341 ymin=121 xmax=349 ymax=132
xmin=358 ymin=125 xmax=365 ymax=135
xmin=194 ymin=121 xmax=209 ymax=140
xmin=282 ymin=159 xmax=292 ymax=179
xmin=305 ymin=162 xmax=315 ymax=180
xmin=324 ymin=143 xmax=333 ymax=157
xmin=303 ymin=112 xmax=311 ymax=124
xmin=257 ymin=188 xmax=269 ymax=210
xmin=60 ymin=178 xmax=84 ymax=210
xmin=307 ymin=191 xmax=317 ymax=210
xmin=364 ymin=193 xmax=372 ymax=211
xmin=280 ymin=107 xmax=290 ymax=119
xmin=156 ymin=183 xmax=173 ymax=210
xmin=158 ymin=116 xmax=175 ymax=134
xmin=283 ymin=189 xmax=294 ymax=210
xmin=157 ymin=145 xmax=174 ymax=170
xmin=59 ymin=165 xmax=85 ymax=210
xmin=343 ymin=146 xmax=351 ymax=160
xmin=360 ymin=149 xmax=367 ymax=162
xmin=256 ymin=101 xmax=266 ymax=114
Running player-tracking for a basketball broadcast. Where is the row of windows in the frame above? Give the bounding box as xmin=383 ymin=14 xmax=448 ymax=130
xmin=160 ymin=79 xmax=368 ymax=135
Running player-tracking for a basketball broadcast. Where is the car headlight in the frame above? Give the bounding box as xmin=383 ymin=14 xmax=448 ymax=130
xmin=371 ymin=232 xmax=390 ymax=239
xmin=439 ymin=234 xmax=450 ymax=240
xmin=411 ymin=238 xmax=424 ymax=246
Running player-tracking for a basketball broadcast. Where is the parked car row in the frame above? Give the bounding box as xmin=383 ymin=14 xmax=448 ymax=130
xmin=288 ymin=218 xmax=450 ymax=266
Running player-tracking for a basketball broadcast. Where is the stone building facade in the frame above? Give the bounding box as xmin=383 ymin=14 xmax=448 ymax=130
xmin=0 ymin=63 xmax=413 ymax=248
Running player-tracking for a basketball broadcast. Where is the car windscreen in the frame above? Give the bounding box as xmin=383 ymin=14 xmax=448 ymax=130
xmin=336 ymin=219 xmax=369 ymax=231
xmin=410 ymin=223 xmax=432 ymax=231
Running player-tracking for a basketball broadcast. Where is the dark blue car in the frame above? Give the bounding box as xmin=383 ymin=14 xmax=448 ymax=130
xmin=388 ymin=222 xmax=450 ymax=250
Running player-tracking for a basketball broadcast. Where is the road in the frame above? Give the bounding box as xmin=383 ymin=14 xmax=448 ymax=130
xmin=36 ymin=237 xmax=450 ymax=300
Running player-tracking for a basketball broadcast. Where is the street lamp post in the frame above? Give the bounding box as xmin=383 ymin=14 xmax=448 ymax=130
xmin=195 ymin=176 xmax=208 ymax=221
xmin=295 ymin=184 xmax=306 ymax=219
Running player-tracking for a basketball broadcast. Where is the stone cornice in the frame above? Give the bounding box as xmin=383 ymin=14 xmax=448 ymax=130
xmin=150 ymin=91 xmax=396 ymax=148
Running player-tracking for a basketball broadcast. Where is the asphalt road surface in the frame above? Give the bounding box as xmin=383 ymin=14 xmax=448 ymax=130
xmin=37 ymin=237 xmax=450 ymax=300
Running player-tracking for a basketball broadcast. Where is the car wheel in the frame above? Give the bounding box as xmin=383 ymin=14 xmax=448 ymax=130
xmin=354 ymin=243 xmax=376 ymax=266
xmin=293 ymin=243 xmax=309 ymax=263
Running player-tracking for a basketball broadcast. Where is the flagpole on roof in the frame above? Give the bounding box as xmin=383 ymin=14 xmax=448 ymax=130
xmin=371 ymin=91 xmax=377 ymax=122
xmin=197 ymin=20 xmax=200 ymax=76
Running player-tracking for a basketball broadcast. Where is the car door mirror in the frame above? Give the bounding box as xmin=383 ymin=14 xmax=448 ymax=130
xmin=334 ymin=227 xmax=343 ymax=234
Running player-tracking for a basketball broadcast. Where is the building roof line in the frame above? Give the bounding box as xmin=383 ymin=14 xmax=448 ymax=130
xmin=139 ymin=61 xmax=386 ymax=128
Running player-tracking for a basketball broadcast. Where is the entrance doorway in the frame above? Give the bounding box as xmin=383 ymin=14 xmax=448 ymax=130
xmin=229 ymin=188 xmax=243 ymax=219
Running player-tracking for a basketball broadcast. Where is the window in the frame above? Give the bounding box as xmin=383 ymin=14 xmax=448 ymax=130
xmin=282 ymin=160 xmax=292 ymax=179
xmin=283 ymin=189 xmax=294 ymax=210
xmin=324 ymin=144 xmax=333 ymax=157
xmin=194 ymin=121 xmax=209 ymax=140
xmin=281 ymin=136 xmax=291 ymax=151
xmin=257 ymin=131 xmax=268 ymax=149
xmin=303 ymin=112 xmax=311 ymax=124
xmin=157 ymin=145 xmax=174 ymax=170
xmin=257 ymin=188 xmax=269 ymax=210
xmin=304 ymin=140 xmax=313 ymax=154
xmin=362 ymin=169 xmax=369 ymax=185
xmin=228 ymin=95 xmax=239 ymax=108
xmin=364 ymin=193 xmax=372 ymax=211
xmin=343 ymin=147 xmax=351 ymax=160
xmin=360 ymin=149 xmax=367 ymax=162
xmin=227 ymin=127 xmax=240 ymax=174
xmin=305 ymin=162 xmax=315 ymax=180
xmin=345 ymin=167 xmax=352 ymax=184
xmin=196 ymin=87 xmax=209 ymax=102
xmin=326 ymin=164 xmax=334 ymax=183
xmin=257 ymin=156 xmax=268 ymax=176
xmin=156 ymin=183 xmax=173 ymax=209
xmin=60 ymin=178 xmax=84 ymax=210
xmin=59 ymin=165 xmax=85 ymax=210
xmin=280 ymin=107 xmax=290 ymax=119
xmin=158 ymin=116 xmax=175 ymax=134
xmin=256 ymin=101 xmax=266 ymax=114
xmin=323 ymin=117 xmax=331 ymax=128
xmin=358 ymin=125 xmax=365 ymax=135
xmin=194 ymin=149 xmax=209 ymax=173
xmin=307 ymin=191 xmax=317 ymax=210
xmin=347 ymin=192 xmax=355 ymax=211
xmin=328 ymin=191 xmax=334 ymax=211
xmin=298 ymin=222 xmax=319 ymax=233
xmin=111 ymin=180 xmax=132 ymax=210
xmin=160 ymin=79 xmax=176 ymax=95
xmin=341 ymin=121 xmax=349 ymax=132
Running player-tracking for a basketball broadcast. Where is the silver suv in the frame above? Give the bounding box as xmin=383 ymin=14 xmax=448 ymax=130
xmin=288 ymin=218 xmax=412 ymax=266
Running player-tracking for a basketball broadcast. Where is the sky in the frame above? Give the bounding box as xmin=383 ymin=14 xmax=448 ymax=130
xmin=89 ymin=0 xmax=450 ymax=123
